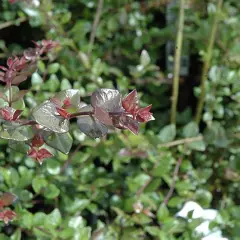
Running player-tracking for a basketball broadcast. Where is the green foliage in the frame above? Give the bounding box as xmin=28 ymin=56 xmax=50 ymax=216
xmin=0 ymin=0 xmax=239 ymax=239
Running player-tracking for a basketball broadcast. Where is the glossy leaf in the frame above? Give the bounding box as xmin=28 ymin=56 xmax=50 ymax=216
xmin=122 ymin=89 xmax=139 ymax=114
xmin=94 ymin=106 xmax=113 ymax=125
xmin=136 ymin=104 xmax=155 ymax=122
xmin=117 ymin=115 xmax=139 ymax=135
xmin=77 ymin=115 xmax=108 ymax=138
xmin=122 ymin=89 xmax=154 ymax=123
xmin=0 ymin=107 xmax=22 ymax=121
xmin=0 ymin=121 xmax=34 ymax=141
xmin=32 ymin=100 xmax=69 ymax=133
xmin=44 ymin=132 xmax=73 ymax=154
xmin=91 ymin=88 xmax=123 ymax=112
xmin=52 ymin=89 xmax=81 ymax=110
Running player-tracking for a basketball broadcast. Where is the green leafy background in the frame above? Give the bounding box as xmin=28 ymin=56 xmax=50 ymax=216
xmin=0 ymin=0 xmax=239 ymax=239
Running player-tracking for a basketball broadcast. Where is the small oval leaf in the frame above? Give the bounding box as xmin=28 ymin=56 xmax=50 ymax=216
xmin=32 ymin=101 xmax=69 ymax=133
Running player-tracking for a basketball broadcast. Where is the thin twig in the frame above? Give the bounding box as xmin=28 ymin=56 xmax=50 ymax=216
xmin=60 ymin=143 xmax=82 ymax=173
xmin=158 ymin=135 xmax=203 ymax=148
xmin=195 ymin=0 xmax=223 ymax=124
xmin=69 ymin=111 xmax=93 ymax=118
xmin=163 ymin=158 xmax=182 ymax=205
xmin=88 ymin=0 xmax=104 ymax=57
xmin=0 ymin=17 xmax=27 ymax=30
xmin=170 ymin=0 xmax=185 ymax=124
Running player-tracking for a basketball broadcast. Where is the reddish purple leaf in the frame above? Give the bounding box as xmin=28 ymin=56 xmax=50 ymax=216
xmin=0 ymin=66 xmax=7 ymax=72
xmin=63 ymin=97 xmax=71 ymax=108
xmin=7 ymin=58 xmax=13 ymax=68
xmin=14 ymin=56 xmax=27 ymax=71
xmin=37 ymin=148 xmax=53 ymax=162
xmin=28 ymin=147 xmax=53 ymax=165
xmin=0 ymin=107 xmax=22 ymax=121
xmin=122 ymin=89 xmax=139 ymax=116
xmin=122 ymin=90 xmax=154 ymax=123
xmin=0 ymin=210 xmax=16 ymax=224
xmin=113 ymin=115 xmax=139 ymax=135
xmin=12 ymin=110 xmax=23 ymax=121
xmin=28 ymin=148 xmax=38 ymax=159
xmin=120 ymin=115 xmax=139 ymax=135
xmin=94 ymin=106 xmax=113 ymax=125
xmin=41 ymin=40 xmax=59 ymax=51
xmin=6 ymin=56 xmax=26 ymax=71
xmin=0 ymin=108 xmax=12 ymax=121
xmin=136 ymin=104 xmax=155 ymax=123
xmin=0 ymin=40 xmax=56 ymax=86
xmin=11 ymin=73 xmax=28 ymax=85
xmin=0 ymin=193 xmax=17 ymax=209
xmin=31 ymin=134 xmax=44 ymax=147
xmin=56 ymin=107 xmax=71 ymax=119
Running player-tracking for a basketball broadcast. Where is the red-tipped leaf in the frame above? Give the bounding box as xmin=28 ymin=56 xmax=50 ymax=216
xmin=0 ymin=193 xmax=17 ymax=209
xmin=0 ymin=210 xmax=16 ymax=224
xmin=136 ymin=104 xmax=155 ymax=123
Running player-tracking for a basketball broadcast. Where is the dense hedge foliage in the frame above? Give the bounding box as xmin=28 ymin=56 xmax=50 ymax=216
xmin=0 ymin=0 xmax=239 ymax=239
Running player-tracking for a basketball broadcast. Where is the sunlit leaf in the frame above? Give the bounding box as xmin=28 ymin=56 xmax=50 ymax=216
xmin=52 ymin=89 xmax=81 ymax=110
xmin=91 ymin=88 xmax=123 ymax=112
xmin=32 ymin=100 xmax=69 ymax=133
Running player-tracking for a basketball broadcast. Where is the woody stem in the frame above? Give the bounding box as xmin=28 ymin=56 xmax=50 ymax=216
xmin=69 ymin=111 xmax=94 ymax=119
xmin=69 ymin=111 xmax=124 ymax=119
xmin=22 ymin=111 xmax=125 ymax=126
xmin=8 ymin=83 xmax=12 ymax=107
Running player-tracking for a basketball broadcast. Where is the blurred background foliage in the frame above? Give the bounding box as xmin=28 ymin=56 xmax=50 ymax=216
xmin=0 ymin=0 xmax=240 ymax=239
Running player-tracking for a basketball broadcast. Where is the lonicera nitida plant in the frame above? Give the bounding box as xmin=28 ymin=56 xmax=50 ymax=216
xmin=0 ymin=40 xmax=154 ymax=164
xmin=0 ymin=40 xmax=154 ymax=224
